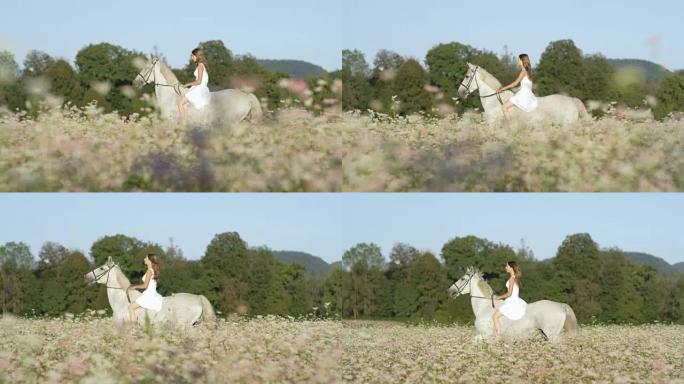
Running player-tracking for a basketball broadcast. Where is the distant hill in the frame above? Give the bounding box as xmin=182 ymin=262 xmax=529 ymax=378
xmin=674 ymin=262 xmax=684 ymax=274
xmin=257 ymin=59 xmax=327 ymax=79
xmin=607 ymin=59 xmax=673 ymax=85
xmin=272 ymin=251 xmax=334 ymax=275
xmin=623 ymin=252 xmax=682 ymax=276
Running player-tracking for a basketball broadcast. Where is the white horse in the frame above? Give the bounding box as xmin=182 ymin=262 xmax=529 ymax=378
xmin=458 ymin=63 xmax=589 ymax=125
xmin=448 ymin=267 xmax=577 ymax=341
xmin=132 ymin=56 xmax=262 ymax=126
xmin=84 ymin=257 xmax=217 ymax=327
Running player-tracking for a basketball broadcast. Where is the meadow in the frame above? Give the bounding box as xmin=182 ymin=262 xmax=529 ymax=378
xmin=0 ymin=105 xmax=342 ymax=192
xmin=0 ymin=315 xmax=341 ymax=383
xmin=341 ymin=112 xmax=684 ymax=192
xmin=1 ymin=106 xmax=683 ymax=191
xmin=340 ymin=321 xmax=684 ymax=383
xmin=2 ymin=316 xmax=682 ymax=383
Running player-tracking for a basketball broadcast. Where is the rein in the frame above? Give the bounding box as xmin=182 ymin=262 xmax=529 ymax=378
xmin=452 ymin=272 xmax=496 ymax=308
xmin=135 ymin=58 xmax=184 ymax=96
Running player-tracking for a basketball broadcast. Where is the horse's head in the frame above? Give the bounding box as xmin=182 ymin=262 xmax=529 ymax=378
xmin=132 ymin=55 xmax=158 ymax=88
xmin=457 ymin=63 xmax=480 ymax=99
xmin=447 ymin=266 xmax=481 ymax=298
xmin=84 ymin=256 xmax=118 ymax=285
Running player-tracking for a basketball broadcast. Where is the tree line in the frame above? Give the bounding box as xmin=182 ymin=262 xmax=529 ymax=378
xmin=0 ymin=232 xmax=317 ymax=318
xmin=0 ymin=40 xmax=339 ymax=118
xmin=342 ymin=39 xmax=684 ymax=120
xmin=2 ymin=231 xmax=682 ymax=325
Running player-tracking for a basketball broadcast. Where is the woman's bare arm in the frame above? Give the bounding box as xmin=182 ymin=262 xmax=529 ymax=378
xmin=496 ymin=277 xmax=515 ymax=299
xmin=185 ymin=63 xmax=204 ymax=88
xmin=498 ymin=70 xmax=526 ymax=92
xmin=129 ymin=270 xmax=152 ymax=290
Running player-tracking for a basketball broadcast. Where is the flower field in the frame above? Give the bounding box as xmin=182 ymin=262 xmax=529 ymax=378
xmin=339 ymin=321 xmax=683 ymax=383
xmin=1 ymin=108 xmax=683 ymax=191
xmin=0 ymin=315 xmax=341 ymax=383
xmin=342 ymin=112 xmax=684 ymax=191
xmin=2 ymin=316 xmax=683 ymax=383
xmin=0 ymin=106 xmax=342 ymax=192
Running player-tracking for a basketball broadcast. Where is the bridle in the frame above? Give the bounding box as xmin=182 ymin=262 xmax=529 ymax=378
xmin=87 ymin=263 xmax=133 ymax=304
xmin=459 ymin=65 xmax=511 ymax=105
xmin=135 ymin=58 xmax=184 ymax=96
xmin=451 ymin=271 xmax=496 ymax=308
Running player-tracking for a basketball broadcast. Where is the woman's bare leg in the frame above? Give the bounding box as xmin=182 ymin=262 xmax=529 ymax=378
xmin=501 ymin=101 xmax=513 ymax=120
xmin=492 ymin=310 xmax=503 ymax=337
xmin=177 ymin=96 xmax=189 ymax=120
xmin=128 ymin=302 xmax=140 ymax=323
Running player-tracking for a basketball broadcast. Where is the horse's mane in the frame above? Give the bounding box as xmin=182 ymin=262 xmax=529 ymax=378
xmin=114 ymin=265 xmax=131 ymax=289
xmin=478 ymin=279 xmax=493 ymax=296
xmin=158 ymin=61 xmax=180 ymax=84
xmin=475 ymin=66 xmax=504 ymax=90
xmin=467 ymin=266 xmax=494 ymax=296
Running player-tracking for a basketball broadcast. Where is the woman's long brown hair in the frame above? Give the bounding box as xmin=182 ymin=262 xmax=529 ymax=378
xmin=192 ymin=48 xmax=209 ymax=72
xmin=147 ymin=253 xmax=160 ymax=280
xmin=519 ymin=53 xmax=533 ymax=79
xmin=507 ymin=260 xmax=522 ymax=285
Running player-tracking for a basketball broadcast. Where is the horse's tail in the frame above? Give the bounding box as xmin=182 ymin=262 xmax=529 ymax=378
xmin=199 ymin=295 xmax=218 ymax=328
xmin=247 ymin=93 xmax=263 ymax=122
xmin=562 ymin=303 xmax=578 ymax=337
xmin=575 ymin=98 xmax=590 ymax=121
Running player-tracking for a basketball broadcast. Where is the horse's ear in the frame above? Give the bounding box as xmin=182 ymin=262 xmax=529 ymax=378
xmin=466 ymin=62 xmax=473 ymax=68
xmin=107 ymin=256 xmax=112 ymax=263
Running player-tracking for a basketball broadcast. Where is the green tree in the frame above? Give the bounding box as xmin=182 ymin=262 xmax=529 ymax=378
xmin=75 ymin=43 xmax=146 ymax=115
xmin=342 ymin=243 xmax=385 ymax=318
xmin=342 ymin=49 xmax=370 ymax=78
xmin=425 ymin=42 xmax=477 ymax=100
xmin=389 ymin=243 xmax=420 ymax=267
xmin=441 ymin=235 xmax=516 ymax=288
xmin=582 ymin=54 xmax=614 ymax=102
xmin=0 ymin=242 xmax=34 ymax=314
xmin=0 ymin=50 xmax=26 ymax=111
xmin=341 ymin=71 xmax=373 ymax=111
xmin=38 ymin=241 xmax=70 ymax=269
xmin=407 ymin=252 xmax=446 ymax=321
xmin=200 ymin=231 xmax=250 ymax=310
xmin=23 ymin=50 xmax=55 ymax=77
xmin=373 ymin=49 xmax=405 ymax=74
xmin=323 ymin=267 xmax=351 ymax=317
xmin=46 ymin=60 xmax=82 ymax=105
xmin=535 ymin=39 xmax=585 ymax=98
xmin=393 ymin=59 xmax=432 ymax=115
xmin=654 ymin=72 xmax=684 ymax=120
xmin=90 ymin=234 xmax=163 ymax=282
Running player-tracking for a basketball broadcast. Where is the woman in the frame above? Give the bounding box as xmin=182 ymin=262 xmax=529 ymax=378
xmin=497 ymin=54 xmax=538 ymax=119
xmin=127 ymin=253 xmax=163 ymax=323
xmin=492 ymin=261 xmax=527 ymax=337
xmin=177 ymin=48 xmax=211 ymax=119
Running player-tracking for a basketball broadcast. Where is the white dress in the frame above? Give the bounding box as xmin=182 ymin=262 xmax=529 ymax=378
xmin=134 ymin=269 xmax=163 ymax=311
xmin=185 ymin=64 xmax=211 ymax=110
xmin=509 ymin=75 xmax=538 ymax=112
xmin=499 ymin=280 xmax=527 ymax=320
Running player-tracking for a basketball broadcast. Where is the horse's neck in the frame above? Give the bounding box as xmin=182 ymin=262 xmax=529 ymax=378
xmin=477 ymin=73 xmax=506 ymax=114
xmin=470 ymin=277 xmax=493 ymax=315
xmin=106 ymin=268 xmax=131 ymax=314
xmin=154 ymin=65 xmax=180 ymax=119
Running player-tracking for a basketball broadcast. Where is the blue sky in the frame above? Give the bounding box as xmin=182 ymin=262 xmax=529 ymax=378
xmin=344 ymin=0 xmax=684 ymax=70
xmin=0 ymin=193 xmax=682 ymax=264
xmin=0 ymin=0 xmax=341 ymax=71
